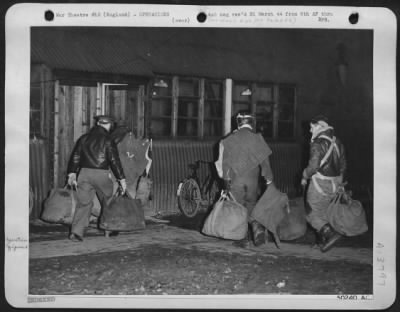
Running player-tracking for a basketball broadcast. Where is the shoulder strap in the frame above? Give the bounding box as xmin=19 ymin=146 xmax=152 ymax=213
xmin=319 ymin=135 xmax=339 ymax=167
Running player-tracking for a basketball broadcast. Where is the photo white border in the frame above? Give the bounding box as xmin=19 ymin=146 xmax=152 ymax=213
xmin=4 ymin=3 xmax=397 ymax=309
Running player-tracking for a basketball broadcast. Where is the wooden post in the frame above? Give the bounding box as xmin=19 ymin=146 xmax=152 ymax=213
xmin=171 ymin=76 xmax=179 ymax=137
xmin=96 ymin=82 xmax=102 ymax=116
xmin=223 ymin=78 xmax=232 ymax=135
xmin=198 ymin=78 xmax=205 ymax=138
xmin=89 ymin=86 xmax=97 ymax=128
xmin=137 ymin=85 xmax=145 ymax=138
xmin=251 ymin=82 xmax=257 ymax=129
xmin=273 ymin=84 xmax=279 ymax=139
xmin=53 ymin=80 xmax=60 ymax=186
xmin=73 ymin=86 xmax=83 ymax=141
xmin=293 ymin=86 xmax=298 ymax=138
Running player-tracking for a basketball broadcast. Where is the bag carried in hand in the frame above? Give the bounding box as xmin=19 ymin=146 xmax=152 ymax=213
xmin=277 ymin=198 xmax=307 ymax=241
xmin=326 ymin=187 xmax=368 ymax=236
xmin=41 ymin=186 xmax=77 ymax=224
xmin=99 ymin=190 xmax=145 ymax=232
xmin=202 ymin=190 xmax=248 ymax=240
xmin=136 ymin=175 xmax=153 ymax=205
xmin=251 ymin=183 xmax=289 ymax=246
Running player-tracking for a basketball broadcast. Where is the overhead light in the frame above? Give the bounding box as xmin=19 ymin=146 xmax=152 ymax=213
xmin=153 ymin=79 xmax=168 ymax=88
xmin=240 ymin=88 xmax=252 ymax=96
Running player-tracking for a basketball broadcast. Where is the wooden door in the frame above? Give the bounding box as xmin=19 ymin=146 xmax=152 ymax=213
xmin=55 ymin=84 xmax=98 ymax=186
xmin=104 ymin=84 xmax=145 ymax=137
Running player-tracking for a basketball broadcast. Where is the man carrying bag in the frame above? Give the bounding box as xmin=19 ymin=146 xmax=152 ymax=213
xmin=66 ymin=115 xmax=127 ymax=242
xmin=214 ymin=112 xmax=274 ymax=248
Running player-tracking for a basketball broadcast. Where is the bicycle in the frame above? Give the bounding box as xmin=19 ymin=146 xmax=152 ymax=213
xmin=177 ymin=160 xmax=221 ymax=218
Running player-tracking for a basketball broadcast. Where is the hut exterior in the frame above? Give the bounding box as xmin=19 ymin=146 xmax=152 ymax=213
xmin=29 ymin=27 xmax=373 ymax=219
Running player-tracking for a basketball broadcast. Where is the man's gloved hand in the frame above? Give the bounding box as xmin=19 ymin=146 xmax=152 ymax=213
xmin=67 ymin=173 xmax=77 ymax=188
xmin=263 ymin=176 xmax=272 ymax=185
xmin=119 ymin=179 xmax=127 ymax=194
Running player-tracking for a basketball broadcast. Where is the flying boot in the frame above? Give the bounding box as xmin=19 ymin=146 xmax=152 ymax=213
xmin=251 ymin=220 xmax=266 ymax=247
xmin=319 ymin=223 xmax=342 ymax=252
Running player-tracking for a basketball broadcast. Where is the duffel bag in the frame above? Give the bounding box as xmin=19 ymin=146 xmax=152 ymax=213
xmin=251 ymin=183 xmax=289 ymax=246
xmin=277 ymin=198 xmax=307 ymax=241
xmin=202 ymin=191 xmax=248 ymax=240
xmin=136 ymin=175 xmax=153 ymax=205
xmin=41 ymin=186 xmax=77 ymax=224
xmin=327 ymin=187 xmax=368 ymax=236
xmin=99 ymin=190 xmax=145 ymax=232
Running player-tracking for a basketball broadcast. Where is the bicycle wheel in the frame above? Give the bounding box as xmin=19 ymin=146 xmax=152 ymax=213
xmin=177 ymin=178 xmax=201 ymax=218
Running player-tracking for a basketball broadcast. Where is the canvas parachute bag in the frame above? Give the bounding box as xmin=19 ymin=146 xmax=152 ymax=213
xmin=99 ymin=189 xmax=146 ymax=232
xmin=315 ymin=135 xmax=368 ymax=236
xmin=41 ymin=185 xmax=77 ymax=224
xmin=326 ymin=186 xmax=368 ymax=236
xmin=202 ymin=190 xmax=248 ymax=240
xmin=136 ymin=174 xmax=153 ymax=206
xmin=250 ymin=182 xmax=306 ymax=247
xmin=277 ymin=199 xmax=307 ymax=242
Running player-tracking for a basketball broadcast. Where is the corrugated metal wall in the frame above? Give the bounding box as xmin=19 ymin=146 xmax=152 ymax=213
xmin=150 ymin=140 xmax=302 ymax=215
xmin=29 ymin=138 xmax=50 ymax=219
xmin=269 ymin=142 xmax=302 ymax=197
xmin=29 ymin=137 xmax=301 ymax=218
xmin=151 ymin=140 xmax=217 ymax=214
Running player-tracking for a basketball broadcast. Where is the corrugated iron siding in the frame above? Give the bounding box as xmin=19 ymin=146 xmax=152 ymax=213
xmin=269 ymin=143 xmax=302 ymax=197
xmin=151 ymin=140 xmax=217 ymax=214
xmin=29 ymin=139 xmax=50 ymax=219
xmin=150 ymin=140 xmax=302 ymax=214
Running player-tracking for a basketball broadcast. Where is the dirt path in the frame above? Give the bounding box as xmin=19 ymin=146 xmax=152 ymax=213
xmin=30 ymin=223 xmax=372 ymax=265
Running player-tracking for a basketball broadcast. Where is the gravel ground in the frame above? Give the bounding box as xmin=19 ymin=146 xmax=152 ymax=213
xmin=29 ymin=245 xmax=372 ymax=296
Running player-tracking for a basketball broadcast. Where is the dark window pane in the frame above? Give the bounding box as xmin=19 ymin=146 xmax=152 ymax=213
xmin=205 ymin=100 xmax=223 ymax=118
xmin=177 ymin=119 xmax=197 ymax=137
xmin=151 ymin=118 xmax=171 ymax=137
xmin=179 ymin=79 xmax=199 ymax=97
xmin=204 ymin=120 xmax=223 ymax=137
xmin=256 ymin=101 xmax=273 ymax=121
xmin=257 ymin=121 xmax=273 ymax=138
xmin=178 ymin=99 xmax=198 ymax=117
xmin=279 ymin=105 xmax=294 ymax=121
xmin=280 ymin=85 xmax=295 ymax=105
xmin=205 ymin=81 xmax=223 ymax=100
xmin=279 ymin=86 xmax=295 ymax=121
xmin=151 ymin=98 xmax=172 ymax=117
xmin=256 ymin=86 xmax=274 ymax=102
xmin=278 ymin=121 xmax=294 ymax=138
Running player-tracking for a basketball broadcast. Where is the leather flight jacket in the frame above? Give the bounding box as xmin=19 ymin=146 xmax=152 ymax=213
xmin=310 ymin=133 xmax=346 ymax=177
xmin=67 ymin=126 xmax=125 ymax=180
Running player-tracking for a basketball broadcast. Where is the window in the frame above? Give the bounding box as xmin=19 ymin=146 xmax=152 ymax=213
xmin=150 ymin=76 xmax=224 ymax=138
xmin=255 ymin=84 xmax=274 ymax=138
xmin=150 ymin=76 xmax=173 ymax=137
xmin=177 ymin=78 xmax=200 ymax=137
xmin=278 ymin=84 xmax=296 ymax=138
xmin=233 ymin=81 xmax=296 ymax=139
xmin=204 ymin=80 xmax=223 ymax=137
xmin=232 ymin=81 xmax=252 ymax=117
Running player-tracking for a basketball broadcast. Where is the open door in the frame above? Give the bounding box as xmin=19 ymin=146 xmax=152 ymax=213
xmin=103 ymin=83 xmax=145 ymax=137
